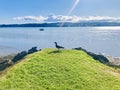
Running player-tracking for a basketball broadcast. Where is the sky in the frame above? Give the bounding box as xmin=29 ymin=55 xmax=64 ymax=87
xmin=0 ymin=0 xmax=120 ymax=24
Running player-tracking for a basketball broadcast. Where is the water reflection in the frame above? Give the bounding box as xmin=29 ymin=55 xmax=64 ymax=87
xmin=0 ymin=27 xmax=120 ymax=57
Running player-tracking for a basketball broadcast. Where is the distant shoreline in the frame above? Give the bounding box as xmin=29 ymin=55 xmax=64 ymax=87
xmin=1 ymin=22 xmax=120 ymax=27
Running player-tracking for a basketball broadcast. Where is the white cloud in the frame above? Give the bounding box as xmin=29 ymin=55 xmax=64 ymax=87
xmin=13 ymin=15 xmax=120 ymax=23
xmin=14 ymin=16 xmax=47 ymax=22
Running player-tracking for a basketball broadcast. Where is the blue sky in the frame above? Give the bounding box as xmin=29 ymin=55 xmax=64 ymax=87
xmin=0 ymin=0 xmax=120 ymax=24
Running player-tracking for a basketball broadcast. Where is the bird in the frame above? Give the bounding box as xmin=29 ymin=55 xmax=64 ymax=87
xmin=54 ymin=42 xmax=64 ymax=50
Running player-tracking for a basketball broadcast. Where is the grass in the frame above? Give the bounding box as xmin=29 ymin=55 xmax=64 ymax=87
xmin=0 ymin=49 xmax=120 ymax=90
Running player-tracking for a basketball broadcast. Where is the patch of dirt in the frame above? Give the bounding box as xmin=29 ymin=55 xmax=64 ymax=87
xmin=105 ymin=70 xmax=120 ymax=79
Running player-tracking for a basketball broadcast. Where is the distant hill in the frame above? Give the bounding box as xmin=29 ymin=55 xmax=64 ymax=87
xmin=1 ymin=21 xmax=120 ymax=27
xmin=0 ymin=49 xmax=120 ymax=90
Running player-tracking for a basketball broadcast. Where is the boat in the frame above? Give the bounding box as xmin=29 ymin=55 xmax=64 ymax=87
xmin=39 ymin=28 xmax=44 ymax=31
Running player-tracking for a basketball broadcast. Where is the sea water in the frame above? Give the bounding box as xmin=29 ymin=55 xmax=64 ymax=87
xmin=0 ymin=27 xmax=120 ymax=57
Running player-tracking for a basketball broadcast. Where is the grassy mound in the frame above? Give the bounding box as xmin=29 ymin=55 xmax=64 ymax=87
xmin=0 ymin=49 xmax=120 ymax=90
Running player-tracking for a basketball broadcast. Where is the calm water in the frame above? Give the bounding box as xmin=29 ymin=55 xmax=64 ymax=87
xmin=0 ymin=27 xmax=120 ymax=57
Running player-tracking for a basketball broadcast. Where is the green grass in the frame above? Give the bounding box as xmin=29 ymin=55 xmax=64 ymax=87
xmin=0 ymin=49 xmax=120 ymax=90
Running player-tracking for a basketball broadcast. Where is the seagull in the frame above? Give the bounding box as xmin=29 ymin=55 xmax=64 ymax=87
xmin=54 ymin=42 xmax=64 ymax=50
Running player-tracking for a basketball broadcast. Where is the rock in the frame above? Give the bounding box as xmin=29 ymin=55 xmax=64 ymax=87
xmin=0 ymin=46 xmax=41 ymax=71
xmin=106 ymin=56 xmax=120 ymax=66
xmin=0 ymin=59 xmax=13 ymax=70
xmin=74 ymin=47 xmax=109 ymax=63
xmin=12 ymin=46 xmax=39 ymax=62
xmin=28 ymin=47 xmax=38 ymax=54
xmin=12 ymin=51 xmax=27 ymax=62
xmin=0 ymin=54 xmax=16 ymax=70
xmin=87 ymin=52 xmax=109 ymax=63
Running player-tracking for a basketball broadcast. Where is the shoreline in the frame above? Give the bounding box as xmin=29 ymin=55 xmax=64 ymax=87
xmin=0 ymin=47 xmax=120 ymax=71
xmin=0 ymin=47 xmax=40 ymax=71
xmin=74 ymin=47 xmax=120 ymax=67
